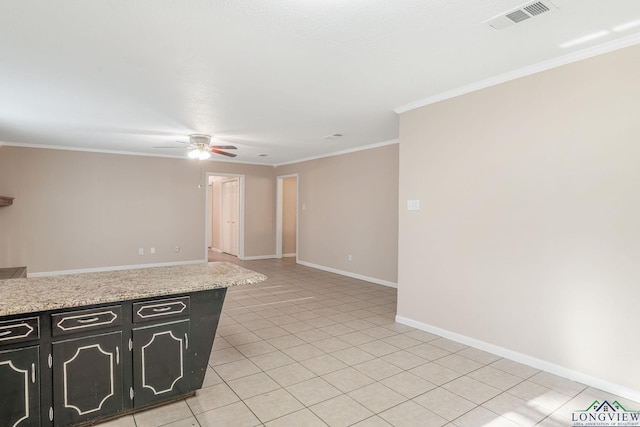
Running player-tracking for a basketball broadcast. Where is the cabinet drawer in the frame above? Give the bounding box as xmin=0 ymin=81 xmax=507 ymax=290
xmin=52 ymin=305 xmax=122 ymax=336
xmin=133 ymin=297 xmax=190 ymax=323
xmin=0 ymin=317 xmax=39 ymax=345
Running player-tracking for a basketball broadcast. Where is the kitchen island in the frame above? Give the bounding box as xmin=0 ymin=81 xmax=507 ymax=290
xmin=0 ymin=262 xmax=266 ymax=427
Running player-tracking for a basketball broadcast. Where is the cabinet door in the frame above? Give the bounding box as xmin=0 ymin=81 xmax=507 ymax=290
xmin=52 ymin=332 xmax=123 ymax=427
xmin=132 ymin=320 xmax=190 ymax=408
xmin=0 ymin=346 xmax=40 ymax=427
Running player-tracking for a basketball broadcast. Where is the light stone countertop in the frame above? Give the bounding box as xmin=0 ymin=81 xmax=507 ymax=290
xmin=0 ymin=262 xmax=266 ymax=317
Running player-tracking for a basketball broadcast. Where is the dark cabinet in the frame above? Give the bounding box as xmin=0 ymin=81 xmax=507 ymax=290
xmin=132 ymin=320 xmax=190 ymax=408
xmin=51 ymin=332 xmax=123 ymax=426
xmin=0 ymin=346 xmax=40 ymax=427
xmin=0 ymin=288 xmax=226 ymax=426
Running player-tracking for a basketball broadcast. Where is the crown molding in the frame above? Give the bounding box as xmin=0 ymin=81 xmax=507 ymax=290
xmin=394 ymin=32 xmax=640 ymax=114
xmin=274 ymin=139 xmax=399 ymax=167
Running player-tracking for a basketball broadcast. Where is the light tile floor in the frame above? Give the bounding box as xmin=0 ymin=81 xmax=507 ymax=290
xmin=102 ymin=254 xmax=639 ymax=427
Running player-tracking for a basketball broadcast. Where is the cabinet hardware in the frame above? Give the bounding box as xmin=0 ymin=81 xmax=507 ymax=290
xmin=76 ymin=317 xmax=100 ymax=324
xmin=129 ymin=387 xmax=134 ymax=400
xmin=48 ymin=353 xmax=52 ymax=368
xmin=0 ymin=330 xmax=11 ymax=336
xmin=184 ymin=333 xmax=189 ymax=350
xmin=129 ymin=338 xmax=133 ymax=351
xmin=116 ymin=346 xmax=120 ymax=365
xmin=31 ymin=363 xmax=36 ymax=383
xmin=152 ymin=306 xmax=172 ymax=312
xmin=49 ymin=407 xmax=53 ymax=421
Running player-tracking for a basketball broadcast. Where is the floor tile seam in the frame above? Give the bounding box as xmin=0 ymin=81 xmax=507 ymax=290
xmin=480 ymin=375 xmax=564 ymax=416
xmin=431 ymin=359 xmax=530 ymax=395
xmin=181 ymin=396 xmax=203 ymax=427
xmin=479 ymin=392 xmax=558 ymax=427
xmin=524 ymin=377 xmax=588 ymax=398
xmin=212 ymin=371 xmax=266 ymax=424
xmin=447 ymin=388 xmax=519 ymax=427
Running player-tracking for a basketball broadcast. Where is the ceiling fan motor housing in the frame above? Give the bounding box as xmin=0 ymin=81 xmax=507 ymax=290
xmin=189 ymin=134 xmax=212 ymax=146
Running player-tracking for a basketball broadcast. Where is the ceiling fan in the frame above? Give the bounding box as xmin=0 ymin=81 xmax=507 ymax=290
xmin=155 ymin=134 xmax=237 ymax=159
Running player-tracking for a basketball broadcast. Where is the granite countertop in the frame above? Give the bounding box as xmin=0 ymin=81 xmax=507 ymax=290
xmin=0 ymin=262 xmax=266 ymax=317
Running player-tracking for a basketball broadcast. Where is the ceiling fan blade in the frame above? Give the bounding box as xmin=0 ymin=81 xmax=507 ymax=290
xmin=209 ymin=145 xmax=237 ymax=150
xmin=210 ymin=149 xmax=237 ymax=158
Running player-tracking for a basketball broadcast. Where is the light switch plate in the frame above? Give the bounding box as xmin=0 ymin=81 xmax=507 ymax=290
xmin=407 ymin=200 xmax=420 ymax=211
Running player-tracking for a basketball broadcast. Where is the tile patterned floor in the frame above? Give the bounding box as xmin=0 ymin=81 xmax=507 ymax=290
xmin=102 ymin=254 xmax=639 ymax=427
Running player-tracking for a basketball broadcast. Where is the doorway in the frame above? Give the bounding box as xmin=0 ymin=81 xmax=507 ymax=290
xmin=276 ymin=174 xmax=298 ymax=259
xmin=206 ymin=174 xmax=245 ymax=259
xmin=221 ymin=179 xmax=239 ymax=255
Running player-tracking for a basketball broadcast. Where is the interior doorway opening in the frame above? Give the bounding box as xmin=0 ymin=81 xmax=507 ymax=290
xmin=276 ymin=174 xmax=298 ymax=259
xmin=206 ymin=173 xmax=245 ymax=260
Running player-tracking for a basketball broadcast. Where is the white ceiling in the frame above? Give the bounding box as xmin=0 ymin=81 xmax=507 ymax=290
xmin=2 ymin=0 xmax=640 ymax=165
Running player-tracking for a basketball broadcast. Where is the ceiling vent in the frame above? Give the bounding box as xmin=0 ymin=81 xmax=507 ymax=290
xmin=483 ymin=0 xmax=558 ymax=30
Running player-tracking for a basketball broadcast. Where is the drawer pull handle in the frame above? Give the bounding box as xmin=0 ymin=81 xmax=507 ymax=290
xmin=31 ymin=363 xmax=36 ymax=383
xmin=116 ymin=346 xmax=120 ymax=365
xmin=76 ymin=317 xmax=100 ymax=324
xmin=152 ymin=306 xmax=172 ymax=313
xmin=185 ymin=333 xmax=189 ymax=350
xmin=0 ymin=330 xmax=11 ymax=337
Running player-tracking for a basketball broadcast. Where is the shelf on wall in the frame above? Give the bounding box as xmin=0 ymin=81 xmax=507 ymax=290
xmin=0 ymin=196 xmax=14 ymax=207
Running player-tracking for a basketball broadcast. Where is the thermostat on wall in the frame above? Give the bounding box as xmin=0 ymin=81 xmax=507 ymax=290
xmin=407 ymin=200 xmax=420 ymax=211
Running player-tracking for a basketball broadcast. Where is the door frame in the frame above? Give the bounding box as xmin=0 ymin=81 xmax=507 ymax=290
xmin=205 ymin=173 xmax=245 ymax=260
xmin=276 ymin=174 xmax=299 ymax=259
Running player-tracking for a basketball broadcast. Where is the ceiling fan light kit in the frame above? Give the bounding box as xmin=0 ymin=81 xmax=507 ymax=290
xmin=188 ymin=148 xmax=212 ymax=160
xmin=155 ymin=133 xmax=237 ymax=159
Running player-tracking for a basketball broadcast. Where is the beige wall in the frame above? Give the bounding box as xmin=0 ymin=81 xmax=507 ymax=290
xmin=277 ymin=143 xmax=399 ymax=284
xmin=398 ymin=45 xmax=640 ymax=393
xmin=282 ymin=176 xmax=297 ymax=255
xmin=0 ymin=146 xmax=276 ymax=273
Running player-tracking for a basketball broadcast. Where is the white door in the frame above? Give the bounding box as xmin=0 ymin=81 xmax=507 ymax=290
xmin=221 ymin=180 xmax=239 ymax=256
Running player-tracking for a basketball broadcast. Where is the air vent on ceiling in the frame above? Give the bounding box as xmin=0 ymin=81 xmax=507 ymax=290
xmin=483 ymin=0 xmax=557 ymax=30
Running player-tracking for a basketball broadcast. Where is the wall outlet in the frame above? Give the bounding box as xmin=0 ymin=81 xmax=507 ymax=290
xmin=150 ymin=247 xmax=156 ymax=255
xmin=175 ymin=246 xmax=181 ymax=252
xmin=138 ymin=248 xmax=144 ymax=255
xmin=348 ymin=254 xmax=352 ymax=261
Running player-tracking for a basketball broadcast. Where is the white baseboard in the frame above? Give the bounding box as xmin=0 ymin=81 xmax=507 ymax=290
xmin=28 ymin=259 xmax=206 ymax=278
xmin=297 ymin=260 xmax=397 ymax=288
xmin=395 ymin=315 xmax=640 ymax=403
xmin=241 ymin=254 xmax=278 ymax=261
xmin=283 ymin=253 xmax=297 ymax=258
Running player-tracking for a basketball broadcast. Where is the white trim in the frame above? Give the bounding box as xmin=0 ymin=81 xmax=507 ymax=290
xmin=394 ymin=32 xmax=640 ymax=114
xmin=297 ymin=260 xmax=397 ymax=288
xmin=0 ymin=141 xmax=269 ymax=164
xmin=2 ymin=139 xmax=399 ymax=167
xmin=63 ymin=344 xmax=114 ymax=415
xmin=27 ymin=260 xmax=205 ymax=278
xmin=241 ymin=254 xmax=277 ymax=261
xmin=205 ymin=173 xmax=245 ymax=260
xmin=0 ymin=360 xmax=30 ymax=427
xmin=136 ymin=301 xmax=187 ymax=319
xmin=395 ymin=315 xmax=640 ymax=403
xmin=209 ymin=247 xmax=223 ymax=253
xmin=274 ymin=139 xmax=399 ymax=167
xmin=276 ymin=173 xmax=299 ymax=260
xmin=56 ymin=311 xmax=117 ymax=332
xmin=141 ymin=330 xmax=184 ymax=395
xmin=282 ymin=253 xmax=297 ymax=258
xmin=0 ymin=321 xmax=35 ymax=342
xmin=276 ymin=177 xmax=283 ymax=258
